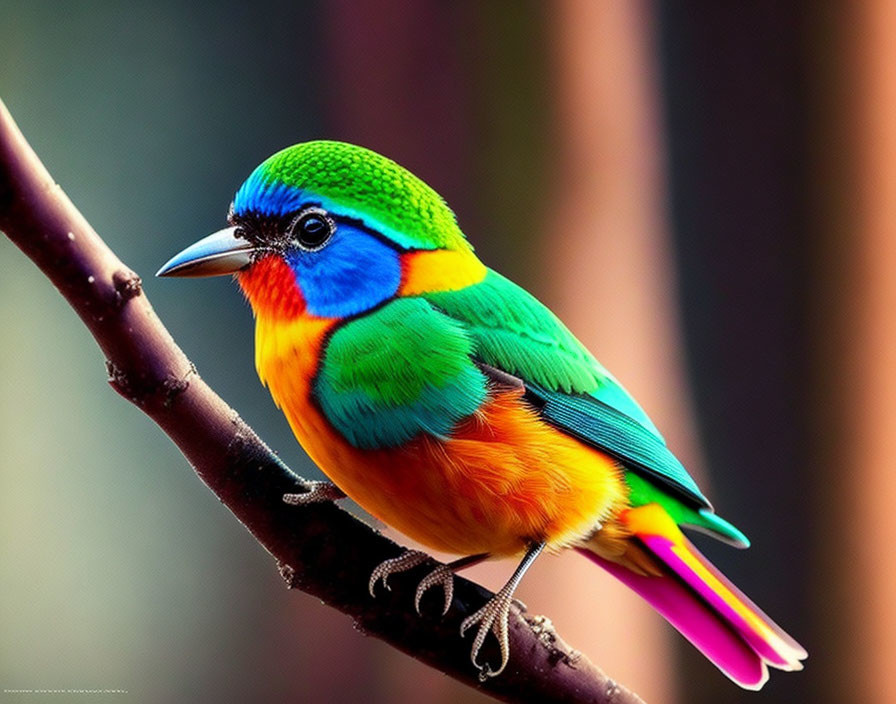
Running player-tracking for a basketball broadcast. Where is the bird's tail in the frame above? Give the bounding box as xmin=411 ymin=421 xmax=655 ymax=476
xmin=577 ymin=504 xmax=806 ymax=689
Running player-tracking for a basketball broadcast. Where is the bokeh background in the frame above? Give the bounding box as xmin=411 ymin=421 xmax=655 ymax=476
xmin=1 ymin=1 xmax=892 ymax=702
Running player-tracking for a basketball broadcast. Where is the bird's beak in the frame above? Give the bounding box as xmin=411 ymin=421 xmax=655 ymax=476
xmin=156 ymin=226 xmax=255 ymax=278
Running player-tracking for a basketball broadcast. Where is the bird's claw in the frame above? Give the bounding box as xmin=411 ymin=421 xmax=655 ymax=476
xmin=283 ymin=480 xmax=345 ymax=506
xmin=459 ymin=585 xmax=514 ymax=678
xmin=414 ymin=564 xmax=455 ymax=616
xmin=368 ymin=549 xmax=430 ymax=597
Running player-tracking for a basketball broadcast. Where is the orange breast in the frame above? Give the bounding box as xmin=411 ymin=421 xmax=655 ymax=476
xmin=254 ymin=311 xmax=628 ymax=557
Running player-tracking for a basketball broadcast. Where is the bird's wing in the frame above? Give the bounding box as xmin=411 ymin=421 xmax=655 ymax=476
xmin=314 ymin=296 xmax=488 ymax=450
xmin=425 ymin=269 xmax=661 ymax=435
xmin=424 ymin=268 xmax=711 ymax=509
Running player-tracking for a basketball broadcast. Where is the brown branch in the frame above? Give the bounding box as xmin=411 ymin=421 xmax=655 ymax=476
xmin=0 ymin=97 xmax=645 ymax=704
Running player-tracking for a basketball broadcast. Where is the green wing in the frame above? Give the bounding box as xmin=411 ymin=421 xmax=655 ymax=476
xmin=424 ymin=269 xmax=661 ymax=437
xmin=426 ymin=270 xmax=608 ymax=393
xmin=424 ymin=270 xmax=725 ymax=516
xmin=315 ymin=297 xmax=487 ymax=449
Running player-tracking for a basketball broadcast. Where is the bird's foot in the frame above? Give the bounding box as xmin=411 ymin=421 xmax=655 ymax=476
xmin=415 ymin=564 xmax=455 ymax=616
xmin=459 ymin=582 xmax=515 ymax=679
xmin=368 ymin=549 xmax=430 ymax=597
xmin=283 ymin=480 xmax=345 ymax=506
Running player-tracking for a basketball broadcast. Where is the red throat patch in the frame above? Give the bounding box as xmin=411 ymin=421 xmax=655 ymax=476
xmin=237 ymin=255 xmax=306 ymax=319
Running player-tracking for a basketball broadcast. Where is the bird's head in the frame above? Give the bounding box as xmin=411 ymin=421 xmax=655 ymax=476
xmin=158 ymin=141 xmax=484 ymax=319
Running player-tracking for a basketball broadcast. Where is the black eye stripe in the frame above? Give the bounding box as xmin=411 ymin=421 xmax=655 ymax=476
xmin=233 ymin=206 xmax=417 ymax=254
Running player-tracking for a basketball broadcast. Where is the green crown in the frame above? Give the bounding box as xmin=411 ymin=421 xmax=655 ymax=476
xmin=234 ymin=140 xmax=469 ymax=252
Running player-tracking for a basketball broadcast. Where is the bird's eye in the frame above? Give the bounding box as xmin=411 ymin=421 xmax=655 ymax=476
xmin=288 ymin=208 xmax=334 ymax=251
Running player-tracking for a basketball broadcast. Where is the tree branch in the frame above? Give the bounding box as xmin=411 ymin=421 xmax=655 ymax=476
xmin=0 ymin=97 xmax=644 ymax=704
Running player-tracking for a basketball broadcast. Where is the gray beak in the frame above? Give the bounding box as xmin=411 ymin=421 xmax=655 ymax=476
xmin=156 ymin=227 xmax=255 ymax=278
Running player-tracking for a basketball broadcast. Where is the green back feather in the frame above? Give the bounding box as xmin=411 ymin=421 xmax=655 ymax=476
xmin=424 ymin=270 xmax=607 ymax=393
xmin=424 ymin=269 xmax=659 ymax=435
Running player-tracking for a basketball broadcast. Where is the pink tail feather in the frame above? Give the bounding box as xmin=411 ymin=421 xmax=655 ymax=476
xmin=578 ymin=505 xmax=806 ymax=690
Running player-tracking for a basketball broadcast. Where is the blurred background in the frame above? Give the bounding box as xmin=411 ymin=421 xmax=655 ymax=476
xmin=1 ymin=1 xmax=892 ymax=702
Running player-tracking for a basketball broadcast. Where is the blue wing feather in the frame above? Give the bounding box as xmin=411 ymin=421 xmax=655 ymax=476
xmin=524 ymin=383 xmax=711 ymax=508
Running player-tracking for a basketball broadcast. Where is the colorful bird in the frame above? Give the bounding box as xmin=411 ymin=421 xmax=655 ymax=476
xmin=158 ymin=141 xmax=806 ymax=688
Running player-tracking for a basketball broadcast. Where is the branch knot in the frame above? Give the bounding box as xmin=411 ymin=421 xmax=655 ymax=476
xmin=112 ymin=269 xmax=142 ymax=307
xmin=105 ymin=359 xmax=196 ymax=406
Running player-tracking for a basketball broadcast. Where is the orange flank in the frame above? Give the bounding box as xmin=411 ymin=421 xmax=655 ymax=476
xmin=243 ymin=299 xmax=629 ymax=558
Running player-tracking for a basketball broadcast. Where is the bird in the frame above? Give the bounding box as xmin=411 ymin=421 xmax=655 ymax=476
xmin=157 ymin=140 xmax=806 ymax=688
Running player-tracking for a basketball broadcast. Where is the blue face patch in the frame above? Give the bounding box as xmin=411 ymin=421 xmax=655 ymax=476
xmin=285 ymin=222 xmax=401 ymax=318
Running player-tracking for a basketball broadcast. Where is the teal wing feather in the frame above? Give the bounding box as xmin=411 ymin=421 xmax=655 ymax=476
xmin=424 ymin=269 xmax=661 ymax=437
xmin=315 ymin=297 xmax=487 ymax=449
xmin=424 ymin=269 xmax=711 ymax=509
xmin=524 ymin=384 xmax=710 ymax=508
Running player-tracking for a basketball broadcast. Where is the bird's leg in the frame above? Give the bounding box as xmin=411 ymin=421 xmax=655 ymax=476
xmin=460 ymin=542 xmax=545 ymax=678
xmin=415 ymin=553 xmax=490 ymax=616
xmin=368 ymin=549 xmax=431 ymax=596
xmin=282 ymin=480 xmax=346 ymax=506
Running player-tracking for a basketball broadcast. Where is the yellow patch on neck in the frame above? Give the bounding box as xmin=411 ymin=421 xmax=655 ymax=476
xmin=400 ymin=249 xmax=487 ymax=296
xmin=253 ymin=313 xmax=335 ymax=391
